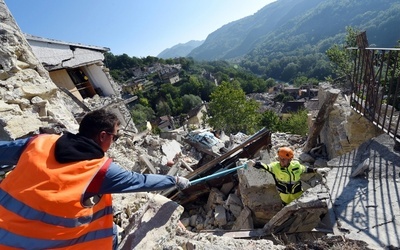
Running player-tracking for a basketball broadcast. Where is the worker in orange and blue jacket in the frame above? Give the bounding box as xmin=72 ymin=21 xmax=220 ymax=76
xmin=247 ymin=147 xmax=330 ymax=205
xmin=0 ymin=108 xmax=190 ymax=250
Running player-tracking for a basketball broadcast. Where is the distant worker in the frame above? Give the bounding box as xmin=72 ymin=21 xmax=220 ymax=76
xmin=0 ymin=108 xmax=190 ymax=250
xmin=247 ymin=147 xmax=330 ymax=205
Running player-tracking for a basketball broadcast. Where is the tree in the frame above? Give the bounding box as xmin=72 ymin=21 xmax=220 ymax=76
xmin=165 ymin=93 xmax=181 ymax=115
xmin=326 ymin=26 xmax=360 ymax=78
xmin=138 ymin=97 xmax=150 ymax=107
xmin=261 ymin=110 xmax=280 ymax=132
xmin=199 ymin=80 xmax=216 ymax=101
xmin=131 ymin=104 xmax=156 ymax=131
xmin=265 ymin=78 xmax=276 ymax=89
xmin=159 ymin=83 xmax=180 ymax=99
xmin=280 ymin=109 xmax=309 ymax=136
xmin=207 ymin=81 xmax=260 ymax=134
xmin=274 ymin=92 xmax=294 ymax=103
xmin=181 ymin=94 xmax=202 ymax=114
xmin=281 ymin=62 xmax=299 ymax=81
xmin=156 ymin=100 xmax=171 ymax=117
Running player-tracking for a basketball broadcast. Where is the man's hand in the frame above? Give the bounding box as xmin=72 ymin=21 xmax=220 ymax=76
xmin=316 ymin=167 xmax=331 ymax=176
xmin=175 ymin=176 xmax=191 ymax=190
xmin=246 ymin=160 xmax=263 ymax=169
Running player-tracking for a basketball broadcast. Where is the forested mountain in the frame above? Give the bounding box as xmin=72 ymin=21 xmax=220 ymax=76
xmin=189 ymin=0 xmax=399 ymax=60
xmin=184 ymin=0 xmax=399 ymax=81
xmin=158 ymin=40 xmax=204 ymax=59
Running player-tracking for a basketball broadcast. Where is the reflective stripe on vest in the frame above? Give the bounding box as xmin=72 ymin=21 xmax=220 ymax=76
xmin=0 ymin=134 xmax=114 ymax=249
xmin=0 ymin=228 xmax=113 ymax=249
xmin=0 ymin=189 xmax=113 ymax=227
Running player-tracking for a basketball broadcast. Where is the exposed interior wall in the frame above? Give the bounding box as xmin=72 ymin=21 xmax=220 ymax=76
xmin=49 ymin=69 xmax=83 ymax=101
xmin=82 ymin=64 xmax=115 ymax=96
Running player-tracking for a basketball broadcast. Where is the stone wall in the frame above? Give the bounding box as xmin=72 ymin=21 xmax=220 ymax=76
xmin=317 ymin=83 xmax=383 ymax=159
xmin=0 ymin=0 xmax=80 ymax=139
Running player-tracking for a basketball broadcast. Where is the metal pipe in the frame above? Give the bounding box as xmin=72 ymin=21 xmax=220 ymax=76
xmin=189 ymin=163 xmax=248 ymax=185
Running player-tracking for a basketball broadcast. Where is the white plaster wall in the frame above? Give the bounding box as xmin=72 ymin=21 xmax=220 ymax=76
xmin=83 ymin=64 xmax=115 ymax=96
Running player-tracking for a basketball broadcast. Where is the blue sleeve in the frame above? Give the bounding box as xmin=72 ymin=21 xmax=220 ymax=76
xmin=98 ymin=162 xmax=177 ymax=194
xmin=0 ymin=138 xmax=31 ymax=165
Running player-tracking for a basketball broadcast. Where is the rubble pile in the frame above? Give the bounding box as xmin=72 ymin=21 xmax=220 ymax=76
xmin=109 ymin=129 xmax=332 ymax=249
xmin=112 ymin=193 xmax=284 ymax=250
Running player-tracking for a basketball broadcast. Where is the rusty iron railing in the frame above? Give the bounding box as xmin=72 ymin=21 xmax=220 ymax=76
xmin=349 ymin=46 xmax=400 ymax=142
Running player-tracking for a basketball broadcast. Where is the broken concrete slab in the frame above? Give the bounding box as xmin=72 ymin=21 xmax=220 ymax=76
xmin=225 ymin=193 xmax=243 ymax=218
xmin=263 ymin=186 xmax=329 ymax=235
xmin=161 ymin=140 xmax=182 ymax=162
xmin=350 ymin=158 xmax=370 ymax=177
xmin=214 ymin=205 xmax=227 ymax=227
xmin=220 ymin=181 xmax=235 ymax=196
xmin=237 ymin=167 xmax=282 ymax=225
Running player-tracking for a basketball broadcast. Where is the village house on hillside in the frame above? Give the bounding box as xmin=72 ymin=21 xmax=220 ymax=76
xmin=299 ymin=86 xmax=318 ymax=99
xmin=159 ymin=66 xmax=180 ymax=84
xmin=121 ymin=63 xmax=182 ymax=97
xmin=155 ymin=115 xmax=175 ymax=132
xmin=122 ymin=78 xmax=147 ymax=95
xmin=280 ymin=101 xmax=305 ymax=119
xmin=185 ymin=103 xmax=207 ymax=129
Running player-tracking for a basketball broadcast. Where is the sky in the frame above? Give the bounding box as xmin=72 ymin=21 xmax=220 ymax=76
xmin=5 ymin=0 xmax=276 ymax=58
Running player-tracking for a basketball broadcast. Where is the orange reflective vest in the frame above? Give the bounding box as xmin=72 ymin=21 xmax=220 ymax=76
xmin=0 ymin=134 xmax=114 ymax=249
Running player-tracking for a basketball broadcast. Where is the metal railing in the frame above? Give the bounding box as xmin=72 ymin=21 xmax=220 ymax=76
xmin=349 ymin=47 xmax=400 ymax=142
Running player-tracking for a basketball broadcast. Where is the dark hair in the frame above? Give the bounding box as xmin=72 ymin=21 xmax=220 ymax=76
xmin=78 ymin=109 xmax=121 ymax=139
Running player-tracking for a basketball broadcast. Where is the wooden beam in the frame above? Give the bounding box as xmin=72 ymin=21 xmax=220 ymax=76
xmin=303 ymin=88 xmax=340 ymax=153
xmin=139 ymin=154 xmax=157 ymax=174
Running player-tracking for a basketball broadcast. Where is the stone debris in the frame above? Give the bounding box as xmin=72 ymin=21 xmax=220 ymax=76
xmin=263 ymin=186 xmax=329 ymax=235
xmin=118 ymin=194 xmax=184 ymax=250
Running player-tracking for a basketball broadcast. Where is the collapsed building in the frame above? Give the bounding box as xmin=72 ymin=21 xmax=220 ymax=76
xmin=1 ymin=1 xmax=399 ymax=249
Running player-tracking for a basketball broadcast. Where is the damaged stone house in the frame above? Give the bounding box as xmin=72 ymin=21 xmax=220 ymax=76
xmin=25 ymin=34 xmax=117 ymax=101
xmin=23 ymin=33 xmax=134 ymax=129
xmin=280 ymin=101 xmax=305 ymax=119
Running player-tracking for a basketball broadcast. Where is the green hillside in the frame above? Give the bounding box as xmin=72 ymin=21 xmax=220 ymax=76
xmin=187 ymin=0 xmax=400 ymax=81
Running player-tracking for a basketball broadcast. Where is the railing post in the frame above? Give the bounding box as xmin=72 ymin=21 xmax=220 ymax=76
xmin=394 ymin=139 xmax=400 ymax=153
xmin=349 ymin=32 xmax=400 ymax=143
